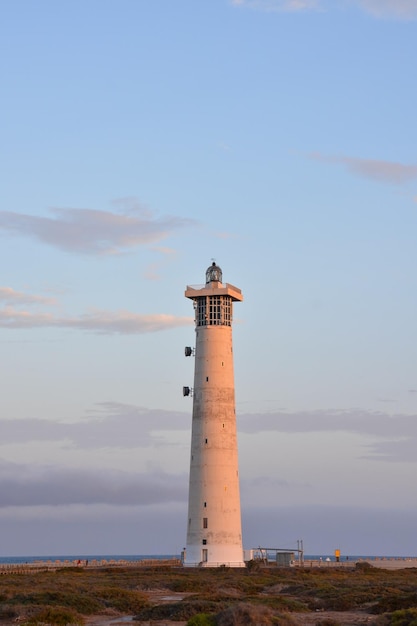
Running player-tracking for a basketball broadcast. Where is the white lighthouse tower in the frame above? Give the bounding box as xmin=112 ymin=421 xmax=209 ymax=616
xmin=183 ymin=262 xmax=245 ymax=567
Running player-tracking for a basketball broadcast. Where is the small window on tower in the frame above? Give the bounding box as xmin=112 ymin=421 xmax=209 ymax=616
xmin=204 ymin=502 xmax=207 ymax=508
xmin=206 ymin=376 xmax=209 ymax=382
xmin=203 ymin=517 xmax=208 ymax=529
xmin=205 ymin=438 xmax=208 ymax=444
xmin=202 ymin=539 xmax=207 ymax=545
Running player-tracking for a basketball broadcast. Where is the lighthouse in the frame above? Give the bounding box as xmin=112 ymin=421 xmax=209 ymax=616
xmin=183 ymin=262 xmax=245 ymax=567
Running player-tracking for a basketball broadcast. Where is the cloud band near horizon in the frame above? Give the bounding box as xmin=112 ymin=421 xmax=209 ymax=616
xmin=0 ymin=461 xmax=187 ymax=508
xmin=1 ymin=403 xmax=416 ymax=462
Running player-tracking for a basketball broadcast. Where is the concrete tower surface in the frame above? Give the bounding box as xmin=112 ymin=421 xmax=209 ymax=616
xmin=184 ymin=262 xmax=245 ymax=567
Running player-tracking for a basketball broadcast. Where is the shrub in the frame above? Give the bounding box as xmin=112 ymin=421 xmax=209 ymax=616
xmin=187 ymin=614 xmax=217 ymax=626
xmin=356 ymin=561 xmax=374 ymax=571
xmin=272 ymin=613 xmax=299 ymax=626
xmin=94 ymin=587 xmax=148 ymax=612
xmin=135 ymin=600 xmax=226 ymax=621
xmin=372 ymin=595 xmax=417 ymax=614
xmin=11 ymin=591 xmax=102 ymax=614
xmin=246 ymin=560 xmax=261 ymax=573
xmin=23 ymin=606 xmax=83 ymax=625
xmin=167 ymin=577 xmax=210 ymax=592
xmin=0 ymin=606 xmax=19 ymax=621
xmin=215 ymin=602 xmax=275 ymax=625
xmin=376 ymin=609 xmax=417 ymax=626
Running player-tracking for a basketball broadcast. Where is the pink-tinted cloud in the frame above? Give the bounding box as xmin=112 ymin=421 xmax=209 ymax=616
xmin=356 ymin=0 xmax=417 ymax=20
xmin=0 ymin=287 xmax=56 ymax=306
xmin=231 ymin=0 xmax=417 ymax=19
xmin=0 ymin=205 xmax=196 ymax=255
xmin=310 ymin=152 xmax=417 ymax=184
xmin=144 ymin=247 xmax=178 ymax=281
xmin=231 ymin=0 xmax=320 ymax=11
xmin=0 ymin=306 xmax=192 ymax=334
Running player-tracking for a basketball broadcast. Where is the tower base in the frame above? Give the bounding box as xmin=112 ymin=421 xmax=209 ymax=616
xmin=184 ymin=544 xmax=246 ymax=568
xmin=184 ymin=560 xmax=246 ymax=568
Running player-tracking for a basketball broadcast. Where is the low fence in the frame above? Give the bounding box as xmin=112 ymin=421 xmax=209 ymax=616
xmin=2 ymin=556 xmax=417 ymax=574
xmin=297 ymin=557 xmax=417 ymax=569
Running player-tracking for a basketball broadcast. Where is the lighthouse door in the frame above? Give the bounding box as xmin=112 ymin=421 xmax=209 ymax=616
xmin=202 ymin=549 xmax=208 ymax=563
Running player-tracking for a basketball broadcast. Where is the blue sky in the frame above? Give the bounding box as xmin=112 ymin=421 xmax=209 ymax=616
xmin=1 ymin=0 xmax=417 ymax=557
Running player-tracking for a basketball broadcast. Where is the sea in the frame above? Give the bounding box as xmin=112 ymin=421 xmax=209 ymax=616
xmin=0 ymin=553 xmax=415 ymax=565
xmin=0 ymin=554 xmax=176 ymax=565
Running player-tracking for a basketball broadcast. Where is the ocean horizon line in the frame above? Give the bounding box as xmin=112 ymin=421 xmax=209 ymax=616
xmin=1 ymin=553 xmax=417 ymax=565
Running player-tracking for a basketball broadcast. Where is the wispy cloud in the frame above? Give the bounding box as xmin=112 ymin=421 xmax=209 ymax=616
xmin=214 ymin=231 xmax=239 ymax=240
xmin=0 ymin=306 xmax=192 ymax=334
xmin=356 ymin=0 xmax=417 ymax=20
xmin=143 ymin=247 xmax=178 ymax=281
xmin=231 ymin=0 xmax=417 ymax=19
xmin=0 ymin=202 xmax=195 ymax=256
xmin=0 ymin=285 xmax=192 ymax=335
xmin=309 ymin=152 xmax=417 ymax=184
xmin=231 ymin=0 xmax=320 ymax=12
xmin=0 ymin=287 xmax=56 ymax=306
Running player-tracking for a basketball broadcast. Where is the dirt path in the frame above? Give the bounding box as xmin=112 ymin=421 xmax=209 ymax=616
xmin=85 ymin=615 xmax=187 ymax=626
xmin=84 ymin=611 xmax=378 ymax=626
xmin=293 ymin=611 xmax=378 ymax=625
xmin=84 ymin=589 xmax=380 ymax=626
xmin=84 ymin=591 xmax=191 ymax=626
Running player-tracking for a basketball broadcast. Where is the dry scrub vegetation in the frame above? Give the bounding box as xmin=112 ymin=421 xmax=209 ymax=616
xmin=1 ymin=562 xmax=417 ymax=625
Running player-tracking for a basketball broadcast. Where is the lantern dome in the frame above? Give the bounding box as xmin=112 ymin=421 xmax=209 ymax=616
xmin=205 ymin=262 xmax=222 ymax=284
